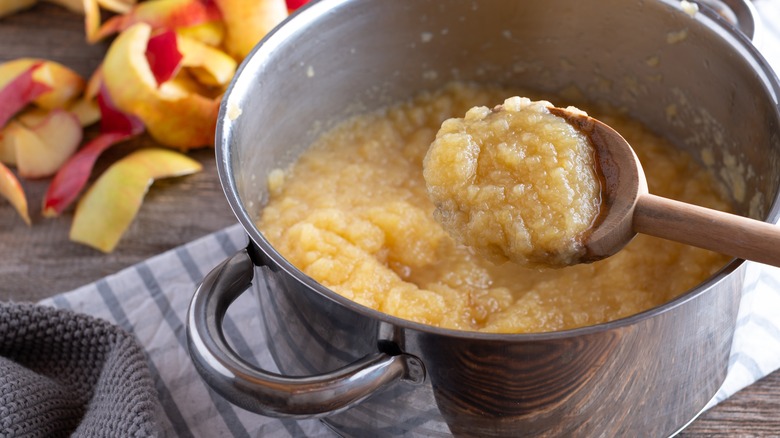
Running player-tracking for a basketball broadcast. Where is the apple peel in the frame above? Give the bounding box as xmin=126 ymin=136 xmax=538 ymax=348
xmin=103 ymin=23 xmax=219 ymax=149
xmin=97 ymin=0 xmax=137 ymax=14
xmin=286 ymin=0 xmax=308 ymax=12
xmin=70 ymin=148 xmax=202 ymax=252
xmin=85 ymin=0 xmax=102 ymax=43
xmin=31 ymin=61 xmax=86 ymax=110
xmin=0 ymin=59 xmax=86 ymax=127
xmin=15 ymin=107 xmax=51 ymax=128
xmin=84 ymin=0 xmax=138 ymax=41
xmin=146 ymin=30 xmax=184 ymax=85
xmin=177 ymin=32 xmax=236 ymax=87
xmin=43 ymin=0 xmax=84 ymax=13
xmin=43 ymin=89 xmax=144 ymax=217
xmin=176 ymin=21 xmax=225 ymax=47
xmin=67 ymin=98 xmax=102 ymax=127
xmin=0 ymin=62 xmax=51 ymax=129
xmin=85 ymin=66 xmax=103 ymax=101
xmin=94 ymin=0 xmax=222 ymax=42
xmin=9 ymin=110 xmax=83 ymax=179
xmin=98 ymin=86 xmax=145 ymax=135
xmin=0 ymin=161 xmax=30 ymax=225
xmin=0 ymin=0 xmax=36 ymax=19
xmin=0 ymin=128 xmax=15 ymax=165
xmin=42 ymin=132 xmax=129 ymax=217
xmin=214 ymin=0 xmax=287 ymax=61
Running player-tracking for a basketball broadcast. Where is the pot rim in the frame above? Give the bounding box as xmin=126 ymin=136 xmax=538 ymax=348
xmin=215 ymin=0 xmax=780 ymax=342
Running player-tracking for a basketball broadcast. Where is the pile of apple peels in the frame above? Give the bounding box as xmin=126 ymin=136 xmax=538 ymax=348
xmin=0 ymin=0 xmax=306 ymax=252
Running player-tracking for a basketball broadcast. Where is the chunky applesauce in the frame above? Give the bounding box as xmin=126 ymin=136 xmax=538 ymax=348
xmin=424 ymin=97 xmax=600 ymax=268
xmin=257 ymin=83 xmax=730 ymax=333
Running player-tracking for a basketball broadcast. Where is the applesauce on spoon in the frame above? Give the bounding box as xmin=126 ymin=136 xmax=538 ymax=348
xmin=257 ymin=83 xmax=730 ymax=333
xmin=426 ymin=96 xmax=780 ymax=270
xmin=423 ymin=97 xmax=601 ymax=268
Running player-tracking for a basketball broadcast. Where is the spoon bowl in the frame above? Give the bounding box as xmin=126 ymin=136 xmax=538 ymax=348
xmin=550 ymin=106 xmax=780 ymax=267
xmin=548 ymin=107 xmax=648 ymax=263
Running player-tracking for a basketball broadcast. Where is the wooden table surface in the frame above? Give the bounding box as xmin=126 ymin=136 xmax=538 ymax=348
xmin=1 ymin=4 xmax=778 ymax=436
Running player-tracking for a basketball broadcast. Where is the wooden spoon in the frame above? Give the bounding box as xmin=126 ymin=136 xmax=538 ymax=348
xmin=548 ymin=106 xmax=780 ymax=267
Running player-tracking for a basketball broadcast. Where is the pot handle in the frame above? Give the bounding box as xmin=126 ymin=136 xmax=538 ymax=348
xmin=186 ymin=247 xmax=425 ymax=419
xmin=698 ymin=0 xmax=758 ymax=41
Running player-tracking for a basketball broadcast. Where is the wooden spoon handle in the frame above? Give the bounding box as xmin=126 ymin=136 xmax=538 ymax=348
xmin=634 ymin=193 xmax=780 ymax=267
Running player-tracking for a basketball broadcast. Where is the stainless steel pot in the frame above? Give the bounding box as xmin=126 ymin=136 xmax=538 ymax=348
xmin=187 ymin=0 xmax=780 ymax=436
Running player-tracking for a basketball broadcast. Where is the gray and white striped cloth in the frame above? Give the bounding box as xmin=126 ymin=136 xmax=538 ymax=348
xmin=40 ymin=3 xmax=780 ymax=436
xmin=38 ymin=223 xmax=780 ymax=437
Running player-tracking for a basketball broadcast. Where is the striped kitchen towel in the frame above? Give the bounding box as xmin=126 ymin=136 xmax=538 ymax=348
xmin=37 ymin=222 xmax=780 ymax=437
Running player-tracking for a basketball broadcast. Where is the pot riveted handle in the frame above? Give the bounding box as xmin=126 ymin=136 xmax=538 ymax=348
xmin=186 ymin=247 xmax=425 ymax=419
xmin=699 ymin=0 xmax=758 ymax=40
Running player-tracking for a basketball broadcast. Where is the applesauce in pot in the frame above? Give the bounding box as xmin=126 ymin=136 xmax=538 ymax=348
xmin=257 ymin=83 xmax=730 ymax=333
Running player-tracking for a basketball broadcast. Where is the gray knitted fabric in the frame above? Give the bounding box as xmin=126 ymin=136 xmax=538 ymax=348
xmin=0 ymin=302 xmax=162 ymax=437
